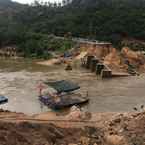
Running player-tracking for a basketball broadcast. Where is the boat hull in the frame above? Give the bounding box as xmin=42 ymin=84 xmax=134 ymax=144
xmin=39 ymin=94 xmax=89 ymax=110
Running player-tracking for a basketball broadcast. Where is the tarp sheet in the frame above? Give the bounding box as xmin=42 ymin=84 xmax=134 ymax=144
xmin=45 ymin=80 xmax=80 ymax=93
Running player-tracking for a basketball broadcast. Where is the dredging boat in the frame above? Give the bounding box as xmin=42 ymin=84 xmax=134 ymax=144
xmin=39 ymin=80 xmax=89 ymax=110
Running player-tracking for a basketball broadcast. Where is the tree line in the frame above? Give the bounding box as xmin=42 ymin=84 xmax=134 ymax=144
xmin=0 ymin=0 xmax=145 ymax=58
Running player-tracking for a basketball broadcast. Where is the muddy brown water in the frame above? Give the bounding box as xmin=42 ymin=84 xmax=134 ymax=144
xmin=0 ymin=59 xmax=145 ymax=115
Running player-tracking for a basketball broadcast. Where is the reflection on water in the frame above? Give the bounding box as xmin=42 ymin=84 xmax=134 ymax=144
xmin=0 ymin=59 xmax=145 ymax=114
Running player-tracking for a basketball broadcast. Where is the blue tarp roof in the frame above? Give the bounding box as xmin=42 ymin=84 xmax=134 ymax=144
xmin=45 ymin=80 xmax=80 ymax=93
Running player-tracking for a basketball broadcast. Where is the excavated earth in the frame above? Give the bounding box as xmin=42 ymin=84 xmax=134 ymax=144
xmin=0 ymin=110 xmax=145 ymax=145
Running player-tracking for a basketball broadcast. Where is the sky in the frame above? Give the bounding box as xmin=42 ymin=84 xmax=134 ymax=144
xmin=12 ymin=0 xmax=61 ymax=4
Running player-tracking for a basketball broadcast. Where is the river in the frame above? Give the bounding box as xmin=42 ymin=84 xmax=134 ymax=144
xmin=0 ymin=59 xmax=145 ymax=114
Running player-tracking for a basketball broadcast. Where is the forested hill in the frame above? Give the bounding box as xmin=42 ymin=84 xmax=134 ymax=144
xmin=0 ymin=0 xmax=145 ymax=57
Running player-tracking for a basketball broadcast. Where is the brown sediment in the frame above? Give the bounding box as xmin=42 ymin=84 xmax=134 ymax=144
xmin=0 ymin=110 xmax=145 ymax=145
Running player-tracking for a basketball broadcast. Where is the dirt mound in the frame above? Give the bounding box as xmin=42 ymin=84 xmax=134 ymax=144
xmin=121 ymin=47 xmax=145 ymax=72
xmin=0 ymin=122 xmax=62 ymax=145
xmin=104 ymin=48 xmax=125 ymax=72
xmin=105 ymin=112 xmax=145 ymax=145
xmin=0 ymin=121 xmax=104 ymax=145
xmin=103 ymin=47 xmax=145 ymax=73
xmin=0 ymin=111 xmax=145 ymax=145
xmin=122 ymin=47 xmax=145 ymax=66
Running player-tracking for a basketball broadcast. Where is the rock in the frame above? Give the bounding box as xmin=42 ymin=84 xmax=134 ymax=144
xmin=105 ymin=135 xmax=127 ymax=145
xmin=80 ymin=136 xmax=90 ymax=145
xmin=66 ymin=106 xmax=82 ymax=120
xmin=81 ymin=112 xmax=92 ymax=120
xmin=65 ymin=64 xmax=73 ymax=71
xmin=113 ymin=118 xmax=121 ymax=124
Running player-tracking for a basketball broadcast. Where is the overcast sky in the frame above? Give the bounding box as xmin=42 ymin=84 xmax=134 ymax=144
xmin=12 ymin=0 xmax=62 ymax=4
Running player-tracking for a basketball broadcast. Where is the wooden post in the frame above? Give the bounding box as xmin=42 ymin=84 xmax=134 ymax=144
xmin=81 ymin=57 xmax=86 ymax=67
xmin=90 ymin=58 xmax=99 ymax=72
xmin=96 ymin=63 xmax=104 ymax=75
xmin=101 ymin=69 xmax=112 ymax=78
xmin=86 ymin=55 xmax=94 ymax=69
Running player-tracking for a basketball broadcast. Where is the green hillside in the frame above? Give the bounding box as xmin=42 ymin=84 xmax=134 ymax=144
xmin=1 ymin=0 xmax=145 ymax=57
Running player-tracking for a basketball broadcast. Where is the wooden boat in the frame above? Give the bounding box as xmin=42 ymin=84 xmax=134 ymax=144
xmin=39 ymin=80 xmax=89 ymax=110
xmin=39 ymin=93 xmax=89 ymax=110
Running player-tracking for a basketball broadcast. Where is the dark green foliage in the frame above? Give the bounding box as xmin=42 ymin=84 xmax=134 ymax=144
xmin=0 ymin=0 xmax=145 ymax=58
xmin=16 ymin=32 xmax=74 ymax=58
